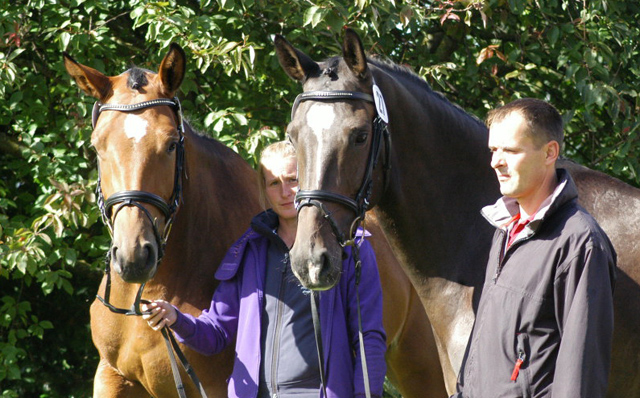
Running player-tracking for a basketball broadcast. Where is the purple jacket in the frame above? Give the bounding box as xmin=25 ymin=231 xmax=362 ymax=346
xmin=170 ymin=220 xmax=387 ymax=398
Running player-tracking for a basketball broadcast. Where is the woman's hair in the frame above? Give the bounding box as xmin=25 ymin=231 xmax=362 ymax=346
xmin=257 ymin=140 xmax=296 ymax=210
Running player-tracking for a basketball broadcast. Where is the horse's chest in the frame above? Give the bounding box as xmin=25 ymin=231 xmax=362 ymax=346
xmin=90 ymin=302 xmax=163 ymax=375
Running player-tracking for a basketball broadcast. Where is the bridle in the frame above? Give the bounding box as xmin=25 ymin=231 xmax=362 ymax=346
xmin=92 ymin=97 xmax=185 ymax=316
xmin=90 ymin=96 xmax=207 ymax=398
xmin=291 ymin=84 xmax=391 ymax=248
xmin=290 ymin=78 xmax=392 ymax=398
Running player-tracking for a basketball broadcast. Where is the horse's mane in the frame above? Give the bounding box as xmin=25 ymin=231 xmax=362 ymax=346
xmin=366 ymin=57 xmax=486 ymax=130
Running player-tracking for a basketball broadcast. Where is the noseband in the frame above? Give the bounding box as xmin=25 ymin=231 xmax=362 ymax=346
xmin=92 ymin=97 xmax=185 ymax=316
xmin=291 ymin=86 xmax=391 ymax=247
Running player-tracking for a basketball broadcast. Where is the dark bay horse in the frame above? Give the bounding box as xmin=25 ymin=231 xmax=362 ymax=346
xmin=275 ymin=28 xmax=640 ymax=396
xmin=64 ymin=44 xmax=446 ymax=397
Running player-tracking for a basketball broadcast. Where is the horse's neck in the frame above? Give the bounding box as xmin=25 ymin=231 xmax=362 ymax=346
xmin=373 ymin=69 xmax=499 ymax=283
xmin=151 ymin=128 xmax=260 ymax=301
xmin=178 ymin=128 xmax=259 ymax=253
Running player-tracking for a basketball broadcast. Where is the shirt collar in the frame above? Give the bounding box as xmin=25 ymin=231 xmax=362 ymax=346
xmin=482 ymin=168 xmax=575 ymax=231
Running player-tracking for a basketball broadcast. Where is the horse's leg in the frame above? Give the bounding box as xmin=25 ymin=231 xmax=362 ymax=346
xmin=418 ymin=279 xmax=476 ymax=394
xmin=386 ymin=288 xmax=448 ymax=398
xmin=94 ymin=358 xmax=150 ymax=398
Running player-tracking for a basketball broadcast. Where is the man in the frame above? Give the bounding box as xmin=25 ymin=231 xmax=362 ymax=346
xmin=453 ymin=98 xmax=616 ymax=397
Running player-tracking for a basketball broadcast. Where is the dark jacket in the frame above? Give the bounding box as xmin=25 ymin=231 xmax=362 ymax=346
xmin=454 ymin=169 xmax=616 ymax=398
xmin=170 ymin=210 xmax=387 ymax=398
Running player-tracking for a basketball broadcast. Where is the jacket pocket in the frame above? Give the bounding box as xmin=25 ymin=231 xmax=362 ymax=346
xmin=512 ymin=333 xmax=531 ymax=398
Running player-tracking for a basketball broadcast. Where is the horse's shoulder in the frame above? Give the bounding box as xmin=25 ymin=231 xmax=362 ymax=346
xmin=215 ymin=228 xmax=260 ymax=281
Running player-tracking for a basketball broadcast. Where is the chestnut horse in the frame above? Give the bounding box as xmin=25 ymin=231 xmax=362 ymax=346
xmin=275 ymin=28 xmax=640 ymax=396
xmin=64 ymin=44 xmax=446 ymax=397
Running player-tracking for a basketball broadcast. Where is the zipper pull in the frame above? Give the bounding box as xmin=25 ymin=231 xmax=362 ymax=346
xmin=282 ymin=252 xmax=289 ymax=273
xmin=510 ymin=350 xmax=526 ymax=381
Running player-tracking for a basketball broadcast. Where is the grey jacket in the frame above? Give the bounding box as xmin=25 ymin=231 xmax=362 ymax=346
xmin=454 ymin=169 xmax=616 ymax=398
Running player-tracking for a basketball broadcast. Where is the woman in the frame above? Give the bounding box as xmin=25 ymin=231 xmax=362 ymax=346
xmin=143 ymin=141 xmax=386 ymax=398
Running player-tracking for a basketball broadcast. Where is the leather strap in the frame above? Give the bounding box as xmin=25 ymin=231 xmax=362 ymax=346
xmin=162 ymin=327 xmax=209 ymax=398
xmin=310 ymin=291 xmax=328 ymax=398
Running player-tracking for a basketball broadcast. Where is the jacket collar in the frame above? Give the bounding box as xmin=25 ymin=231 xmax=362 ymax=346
xmin=250 ymin=209 xmax=290 ymax=252
xmin=482 ymin=168 xmax=578 ymax=233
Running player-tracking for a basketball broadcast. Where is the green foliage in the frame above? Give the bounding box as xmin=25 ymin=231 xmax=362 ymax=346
xmin=1 ymin=0 xmax=639 ymax=396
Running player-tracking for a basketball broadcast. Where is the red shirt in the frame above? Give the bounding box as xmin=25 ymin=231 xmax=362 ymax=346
xmin=507 ymin=213 xmax=536 ymax=248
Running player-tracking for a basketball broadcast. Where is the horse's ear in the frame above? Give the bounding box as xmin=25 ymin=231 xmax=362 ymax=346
xmin=342 ymin=28 xmax=368 ymax=79
xmin=274 ymin=34 xmax=320 ymax=82
xmin=158 ymin=43 xmax=186 ymax=96
xmin=63 ymin=52 xmax=112 ymax=101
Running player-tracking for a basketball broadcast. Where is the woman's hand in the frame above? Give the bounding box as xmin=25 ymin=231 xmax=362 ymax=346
xmin=141 ymin=300 xmax=178 ymax=331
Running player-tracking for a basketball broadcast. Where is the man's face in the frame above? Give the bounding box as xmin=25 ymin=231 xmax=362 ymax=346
xmin=488 ymin=112 xmax=551 ymax=205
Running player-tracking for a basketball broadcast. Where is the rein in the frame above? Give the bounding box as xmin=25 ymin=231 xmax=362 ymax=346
xmin=291 ymin=81 xmax=392 ymax=398
xmin=91 ymin=97 xmax=207 ymax=398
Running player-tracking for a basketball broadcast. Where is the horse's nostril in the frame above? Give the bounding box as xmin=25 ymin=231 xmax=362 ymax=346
xmin=111 ymin=246 xmax=120 ymax=267
xmin=142 ymin=243 xmax=156 ymax=270
xmin=321 ymin=252 xmax=331 ymax=275
xmin=308 ymin=252 xmax=332 ymax=286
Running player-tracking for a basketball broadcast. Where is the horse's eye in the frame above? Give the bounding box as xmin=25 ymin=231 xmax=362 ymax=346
xmin=286 ymin=131 xmax=297 ymax=148
xmin=355 ymin=132 xmax=368 ymax=145
xmin=168 ymin=142 xmax=177 ymax=153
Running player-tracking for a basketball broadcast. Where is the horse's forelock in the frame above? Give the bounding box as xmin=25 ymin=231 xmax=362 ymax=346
xmin=126 ymin=67 xmax=151 ymax=90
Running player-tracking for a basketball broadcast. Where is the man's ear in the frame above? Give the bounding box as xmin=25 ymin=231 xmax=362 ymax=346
xmin=545 ymin=140 xmax=560 ymax=165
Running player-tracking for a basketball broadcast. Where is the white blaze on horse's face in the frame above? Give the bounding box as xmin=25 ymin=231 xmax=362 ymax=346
xmin=305 ymin=104 xmax=336 ymax=184
xmin=123 ymin=114 xmax=149 ymax=143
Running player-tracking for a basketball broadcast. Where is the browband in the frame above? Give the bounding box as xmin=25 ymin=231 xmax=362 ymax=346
xmin=291 ymin=90 xmax=374 ymax=120
xmin=92 ymin=98 xmax=180 ymax=128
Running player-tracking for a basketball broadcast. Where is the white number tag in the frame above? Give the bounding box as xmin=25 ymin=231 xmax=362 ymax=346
xmin=372 ymin=84 xmax=389 ymax=124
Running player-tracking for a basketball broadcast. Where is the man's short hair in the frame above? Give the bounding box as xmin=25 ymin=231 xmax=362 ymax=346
xmin=486 ymin=98 xmax=564 ymax=151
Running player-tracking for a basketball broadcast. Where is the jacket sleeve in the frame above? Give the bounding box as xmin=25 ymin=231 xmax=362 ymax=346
xmin=168 ymin=229 xmax=254 ymax=355
xmin=551 ymin=240 xmax=615 ymax=398
xmin=347 ymin=240 xmax=387 ymax=398
xmin=169 ymin=276 xmax=241 ymax=355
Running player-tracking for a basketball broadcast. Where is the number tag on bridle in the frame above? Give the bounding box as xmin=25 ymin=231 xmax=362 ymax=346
xmin=372 ymin=84 xmax=389 ymax=124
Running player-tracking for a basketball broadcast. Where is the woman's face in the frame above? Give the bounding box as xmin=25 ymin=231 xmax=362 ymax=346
xmin=262 ymin=155 xmax=298 ymax=221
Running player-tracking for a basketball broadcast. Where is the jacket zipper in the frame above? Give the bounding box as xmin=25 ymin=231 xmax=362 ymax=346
xmin=270 ymin=253 xmax=287 ymax=397
xmin=493 ymin=230 xmax=508 ymax=282
xmin=511 ymin=349 xmax=527 ymax=381
xmin=493 ymin=228 xmax=534 ymax=282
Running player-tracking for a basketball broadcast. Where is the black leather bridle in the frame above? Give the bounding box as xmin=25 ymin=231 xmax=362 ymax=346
xmin=290 ymin=82 xmax=392 ymax=398
xmin=290 ymin=88 xmax=391 ymax=247
xmin=92 ymin=97 xmax=185 ymax=316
